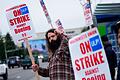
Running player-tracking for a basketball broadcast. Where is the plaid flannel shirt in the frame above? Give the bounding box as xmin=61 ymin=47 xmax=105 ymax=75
xmin=38 ymin=34 xmax=75 ymax=80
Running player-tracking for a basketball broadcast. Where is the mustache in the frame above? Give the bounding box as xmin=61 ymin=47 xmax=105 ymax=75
xmin=48 ymin=37 xmax=61 ymax=52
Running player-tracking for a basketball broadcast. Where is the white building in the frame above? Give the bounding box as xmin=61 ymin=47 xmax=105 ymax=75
xmin=35 ymin=27 xmax=84 ymax=39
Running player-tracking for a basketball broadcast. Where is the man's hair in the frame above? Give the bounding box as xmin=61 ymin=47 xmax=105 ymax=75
xmin=45 ymin=28 xmax=56 ymax=41
xmin=45 ymin=28 xmax=56 ymax=53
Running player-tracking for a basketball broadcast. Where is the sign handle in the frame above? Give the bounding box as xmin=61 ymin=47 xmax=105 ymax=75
xmin=49 ymin=23 xmax=54 ymax=28
xmin=24 ymin=38 xmax=40 ymax=80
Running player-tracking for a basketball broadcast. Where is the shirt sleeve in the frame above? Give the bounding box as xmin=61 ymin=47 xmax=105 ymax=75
xmin=58 ymin=34 xmax=70 ymax=55
xmin=54 ymin=34 xmax=70 ymax=62
xmin=38 ymin=67 xmax=49 ymax=77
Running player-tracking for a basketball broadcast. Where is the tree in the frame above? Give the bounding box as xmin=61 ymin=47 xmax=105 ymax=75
xmin=4 ymin=33 xmax=16 ymax=57
xmin=0 ymin=32 xmax=28 ymax=60
xmin=5 ymin=33 xmax=16 ymax=50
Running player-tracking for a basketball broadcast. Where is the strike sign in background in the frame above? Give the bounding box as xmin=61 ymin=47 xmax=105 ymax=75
xmin=6 ymin=4 xmax=35 ymax=42
xmin=83 ymin=1 xmax=93 ymax=26
xmin=79 ymin=0 xmax=93 ymax=26
xmin=69 ymin=27 xmax=111 ymax=80
xmin=6 ymin=4 xmax=40 ymax=80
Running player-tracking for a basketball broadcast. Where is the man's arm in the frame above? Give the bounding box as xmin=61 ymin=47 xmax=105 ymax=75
xmin=58 ymin=34 xmax=69 ymax=54
xmin=38 ymin=67 xmax=49 ymax=77
xmin=32 ymin=64 xmax=49 ymax=77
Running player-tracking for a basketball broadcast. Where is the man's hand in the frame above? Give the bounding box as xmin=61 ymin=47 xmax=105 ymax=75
xmin=32 ymin=64 xmax=39 ymax=72
xmin=54 ymin=28 xmax=64 ymax=35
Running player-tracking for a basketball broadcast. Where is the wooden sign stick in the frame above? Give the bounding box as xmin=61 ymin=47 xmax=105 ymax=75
xmin=24 ymin=38 xmax=40 ymax=80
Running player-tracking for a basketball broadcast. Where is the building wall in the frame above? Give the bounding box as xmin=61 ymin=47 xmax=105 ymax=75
xmin=35 ymin=27 xmax=84 ymax=39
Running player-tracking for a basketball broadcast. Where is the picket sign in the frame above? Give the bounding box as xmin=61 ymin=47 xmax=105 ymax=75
xmin=55 ymin=19 xmax=64 ymax=33
xmin=79 ymin=0 xmax=93 ymax=26
xmin=69 ymin=27 xmax=112 ymax=80
xmin=6 ymin=4 xmax=40 ymax=80
xmin=39 ymin=0 xmax=54 ymax=28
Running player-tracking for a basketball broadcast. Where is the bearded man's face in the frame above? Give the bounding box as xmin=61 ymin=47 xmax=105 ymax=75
xmin=47 ymin=32 xmax=61 ymax=50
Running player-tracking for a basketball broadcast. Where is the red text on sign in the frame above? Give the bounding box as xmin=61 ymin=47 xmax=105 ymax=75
xmin=80 ymin=40 xmax=92 ymax=55
xmin=82 ymin=74 xmax=106 ymax=80
xmin=13 ymin=9 xmax=22 ymax=17
xmin=75 ymin=51 xmax=104 ymax=71
xmin=88 ymin=30 xmax=97 ymax=37
xmin=16 ymin=23 xmax=26 ymax=28
xmin=22 ymin=33 xmax=27 ymax=37
xmin=9 ymin=14 xmax=30 ymax=26
xmin=85 ymin=67 xmax=99 ymax=76
xmin=84 ymin=9 xmax=90 ymax=15
xmin=14 ymin=25 xmax=31 ymax=34
xmin=70 ymin=34 xmax=87 ymax=44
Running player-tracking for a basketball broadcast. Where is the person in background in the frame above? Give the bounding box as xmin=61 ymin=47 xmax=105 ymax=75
xmin=101 ymin=35 xmax=117 ymax=80
xmin=32 ymin=28 xmax=75 ymax=80
xmin=115 ymin=22 xmax=120 ymax=80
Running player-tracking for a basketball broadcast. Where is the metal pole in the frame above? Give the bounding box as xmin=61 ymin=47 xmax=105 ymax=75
xmin=87 ymin=0 xmax=92 ymax=13
xmin=3 ymin=38 xmax=7 ymax=64
xmin=50 ymin=23 xmax=54 ymax=28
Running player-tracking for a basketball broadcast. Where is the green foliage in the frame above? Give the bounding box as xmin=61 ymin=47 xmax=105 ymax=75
xmin=20 ymin=48 xmax=29 ymax=57
xmin=0 ymin=32 xmax=34 ymax=60
xmin=5 ymin=33 xmax=16 ymax=50
xmin=3 ymin=33 xmax=16 ymax=57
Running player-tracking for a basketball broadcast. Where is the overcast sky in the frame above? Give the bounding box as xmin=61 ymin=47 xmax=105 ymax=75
xmin=0 ymin=0 xmax=120 ymax=35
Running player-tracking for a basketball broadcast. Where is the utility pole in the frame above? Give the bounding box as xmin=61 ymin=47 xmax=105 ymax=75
xmin=3 ymin=37 xmax=7 ymax=64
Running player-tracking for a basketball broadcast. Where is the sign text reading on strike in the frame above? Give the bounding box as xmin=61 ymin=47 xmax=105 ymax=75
xmin=9 ymin=14 xmax=30 ymax=26
xmin=75 ymin=51 xmax=104 ymax=71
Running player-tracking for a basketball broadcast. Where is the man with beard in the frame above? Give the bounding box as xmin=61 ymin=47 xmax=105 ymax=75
xmin=32 ymin=28 xmax=75 ymax=80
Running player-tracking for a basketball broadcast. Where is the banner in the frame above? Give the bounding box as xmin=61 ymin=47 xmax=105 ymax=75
xmin=79 ymin=0 xmax=93 ymax=26
xmin=39 ymin=0 xmax=52 ymax=24
xmin=6 ymin=4 xmax=35 ymax=42
xmin=55 ymin=19 xmax=64 ymax=33
xmin=69 ymin=27 xmax=111 ymax=80
xmin=55 ymin=19 xmax=62 ymax=28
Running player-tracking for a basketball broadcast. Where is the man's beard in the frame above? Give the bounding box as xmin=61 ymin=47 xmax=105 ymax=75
xmin=49 ymin=36 xmax=61 ymax=52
